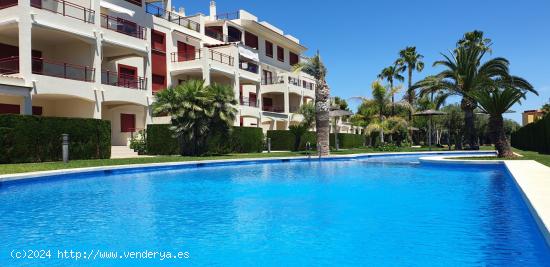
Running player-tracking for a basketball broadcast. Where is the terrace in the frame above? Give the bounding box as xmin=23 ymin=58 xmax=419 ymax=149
xmin=100 ymin=14 xmax=146 ymax=40
xmin=145 ymin=3 xmax=200 ymax=32
xmin=31 ymin=0 xmax=95 ymax=24
xmin=101 ymin=70 xmax=146 ymax=90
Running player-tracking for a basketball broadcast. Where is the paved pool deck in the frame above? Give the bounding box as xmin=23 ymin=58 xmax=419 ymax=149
xmin=1 ymin=150 xmax=548 ymax=246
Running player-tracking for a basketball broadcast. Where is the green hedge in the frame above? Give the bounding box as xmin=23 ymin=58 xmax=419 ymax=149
xmin=266 ymin=130 xmax=316 ymax=151
xmin=0 ymin=114 xmax=111 ymax=163
xmin=330 ymin=133 xmax=365 ymax=148
xmin=146 ymin=125 xmax=264 ymax=155
xmin=266 ymin=130 xmax=364 ymax=150
xmin=511 ymin=115 xmax=550 ymax=154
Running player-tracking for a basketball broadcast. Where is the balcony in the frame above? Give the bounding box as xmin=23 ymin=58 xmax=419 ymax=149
xmin=31 ymin=0 xmax=95 ymax=24
xmin=32 ymin=57 xmax=94 ymax=82
xmin=215 ymin=12 xmax=239 ymax=21
xmin=101 ymin=70 xmax=145 ymax=90
xmin=0 ymin=56 xmax=19 ymax=75
xmin=170 ymin=50 xmax=201 ymax=62
xmin=145 ymin=3 xmax=200 ymax=32
xmin=209 ymin=50 xmax=234 ymax=66
xmin=262 ymin=105 xmax=284 ymax=113
xmin=240 ymin=97 xmax=258 ymax=108
xmin=101 ymin=14 xmax=146 ymax=40
xmin=261 ymin=76 xmax=284 ymax=85
xmin=239 ymin=61 xmax=258 ymax=74
xmin=205 ymin=28 xmax=240 ymax=43
xmin=0 ymin=0 xmax=17 ymax=9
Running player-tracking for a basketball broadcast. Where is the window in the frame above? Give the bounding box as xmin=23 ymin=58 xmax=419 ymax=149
xmin=262 ymin=70 xmax=272 ymax=84
xmin=32 ymin=106 xmax=43 ymax=116
xmin=124 ymin=0 xmax=141 ymax=7
xmin=177 ymin=41 xmax=196 ymax=61
xmin=151 ymin=30 xmax=166 ymax=52
xmin=120 ymin=113 xmax=136 ymax=132
xmin=289 ymin=52 xmax=299 ymax=66
xmin=277 ymin=46 xmax=284 ymax=62
xmin=118 ymin=64 xmax=138 ymax=89
xmin=152 ymin=74 xmax=166 ymax=93
xmin=244 ymin=31 xmax=258 ymax=49
xmin=0 ymin=103 xmax=20 ymax=114
xmin=265 ymin=41 xmax=273 ymax=58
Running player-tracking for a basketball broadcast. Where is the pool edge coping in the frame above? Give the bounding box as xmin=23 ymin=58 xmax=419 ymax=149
xmin=419 ymin=154 xmax=550 ymax=247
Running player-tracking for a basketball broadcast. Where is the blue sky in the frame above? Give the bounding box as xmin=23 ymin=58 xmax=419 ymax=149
xmin=176 ymin=0 xmax=550 ymax=123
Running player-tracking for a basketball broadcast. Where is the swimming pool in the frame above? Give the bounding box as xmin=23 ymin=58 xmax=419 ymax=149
xmin=1 ymin=152 xmax=549 ymax=266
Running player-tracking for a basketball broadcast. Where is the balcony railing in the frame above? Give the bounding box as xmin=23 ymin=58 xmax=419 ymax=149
xmin=239 ymin=61 xmax=258 ymax=74
xmin=101 ymin=70 xmax=145 ymax=90
xmin=209 ymin=50 xmax=234 ymax=66
xmin=32 ymin=57 xmax=94 ymax=82
xmin=170 ymin=50 xmax=201 ymax=62
xmin=0 ymin=56 xmax=19 ymax=75
xmin=216 ymin=12 xmax=239 ymax=21
xmin=240 ymin=97 xmax=258 ymax=107
xmin=0 ymin=0 xmax=17 ymax=9
xmin=205 ymin=28 xmax=240 ymax=43
xmin=262 ymin=105 xmax=285 ymax=113
xmin=145 ymin=3 xmax=200 ymax=32
xmin=101 ymin=14 xmax=146 ymax=40
xmin=31 ymin=0 xmax=94 ymax=24
xmin=261 ymin=76 xmax=284 ymax=85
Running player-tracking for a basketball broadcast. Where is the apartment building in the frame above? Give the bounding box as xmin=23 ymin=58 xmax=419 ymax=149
xmin=0 ymin=0 xmax=319 ymax=146
xmin=522 ymin=109 xmax=544 ymax=126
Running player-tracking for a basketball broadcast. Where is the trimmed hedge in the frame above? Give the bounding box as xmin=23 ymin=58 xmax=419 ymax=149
xmin=146 ymin=124 xmax=264 ymax=155
xmin=266 ymin=130 xmax=316 ymax=151
xmin=511 ymin=115 xmax=550 ymax=154
xmin=330 ymin=133 xmax=365 ymax=148
xmin=266 ymin=130 xmax=364 ymax=150
xmin=146 ymin=124 xmax=180 ymax=155
xmin=0 ymin=114 xmax=111 ymax=163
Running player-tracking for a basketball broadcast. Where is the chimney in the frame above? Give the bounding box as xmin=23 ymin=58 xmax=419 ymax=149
xmin=210 ymin=0 xmax=217 ymax=20
xmin=178 ymin=7 xmax=185 ymax=16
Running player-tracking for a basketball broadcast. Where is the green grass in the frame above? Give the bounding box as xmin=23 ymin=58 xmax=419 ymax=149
xmin=0 ymin=146 xmax=494 ymax=175
xmin=455 ymin=148 xmax=550 ymax=167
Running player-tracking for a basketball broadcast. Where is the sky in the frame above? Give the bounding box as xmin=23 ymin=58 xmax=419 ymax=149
xmin=175 ymin=0 xmax=550 ymax=123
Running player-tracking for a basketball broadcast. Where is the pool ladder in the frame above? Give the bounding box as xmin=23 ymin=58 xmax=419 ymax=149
xmin=306 ymin=142 xmax=311 ymax=160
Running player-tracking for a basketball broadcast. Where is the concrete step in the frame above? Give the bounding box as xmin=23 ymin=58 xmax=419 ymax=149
xmin=111 ymin=146 xmax=140 ymax=159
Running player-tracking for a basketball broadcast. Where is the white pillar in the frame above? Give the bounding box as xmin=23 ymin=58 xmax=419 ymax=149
xmin=18 ymin=0 xmax=32 ymax=86
xmin=22 ymin=94 xmax=32 ymax=115
xmin=202 ymin=49 xmax=211 ymax=85
xmin=284 ymin=90 xmax=290 ymax=114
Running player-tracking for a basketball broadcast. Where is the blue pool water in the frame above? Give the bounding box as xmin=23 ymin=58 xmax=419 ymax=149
xmin=1 ymin=153 xmax=549 ymax=266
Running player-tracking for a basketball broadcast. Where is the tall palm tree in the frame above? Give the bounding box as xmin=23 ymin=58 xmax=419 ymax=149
xmin=396 ymin=46 xmax=424 ymax=116
xmin=378 ymin=63 xmax=404 ymax=115
xmin=470 ymin=84 xmax=536 ymax=157
xmin=293 ymin=51 xmax=330 ymax=156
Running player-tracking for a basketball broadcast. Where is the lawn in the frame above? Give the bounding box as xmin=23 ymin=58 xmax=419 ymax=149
xmin=0 ymin=146 xmax=494 ymax=175
xmin=456 ymin=148 xmax=550 ymax=167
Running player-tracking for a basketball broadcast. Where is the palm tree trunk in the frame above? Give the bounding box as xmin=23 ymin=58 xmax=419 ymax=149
xmin=461 ymin=97 xmax=478 ymax=150
xmin=490 ymin=114 xmax=513 ymax=158
xmin=316 ymin=81 xmax=330 ymax=156
xmin=390 ymin=80 xmax=395 ymax=116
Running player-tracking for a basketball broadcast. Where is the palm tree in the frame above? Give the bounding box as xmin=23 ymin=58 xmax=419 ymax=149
xmin=413 ymin=46 xmax=505 ymax=149
xmin=289 ymin=102 xmax=316 ymax=151
xmin=456 ymin=30 xmax=492 ymax=53
xmin=470 ymin=84 xmax=536 ymax=157
xmin=293 ymin=51 xmax=330 ymax=156
xmin=153 ymin=80 xmax=237 ymax=156
xmin=396 ymin=46 xmax=424 ymax=117
xmin=378 ymin=63 xmax=404 ymax=115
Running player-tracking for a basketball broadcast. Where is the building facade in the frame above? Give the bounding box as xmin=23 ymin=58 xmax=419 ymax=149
xmin=522 ymin=109 xmax=544 ymax=126
xmin=0 ymin=0 xmax=318 ymax=146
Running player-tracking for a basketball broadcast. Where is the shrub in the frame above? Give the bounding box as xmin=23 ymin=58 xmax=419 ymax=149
xmin=330 ymin=133 xmax=365 ymax=148
xmin=267 ymin=130 xmax=365 ymax=150
xmin=511 ymin=115 xmax=550 ymax=154
xmin=0 ymin=114 xmax=111 ymax=163
xmin=146 ymin=124 xmax=180 ymax=155
xmin=146 ymin=125 xmax=264 ymax=155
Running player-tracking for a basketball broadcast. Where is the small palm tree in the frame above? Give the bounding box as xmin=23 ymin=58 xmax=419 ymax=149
xmin=293 ymin=51 xmax=330 ymax=156
xmin=469 ymin=85 xmax=534 ymax=157
xmin=289 ymin=102 xmax=316 ymax=151
xmin=378 ymin=63 xmax=404 ymax=115
xmin=153 ymin=80 xmax=237 ymax=156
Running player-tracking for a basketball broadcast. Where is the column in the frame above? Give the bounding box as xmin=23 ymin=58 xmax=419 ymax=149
xmin=232 ymin=76 xmax=240 ymax=126
xmin=201 ymin=49 xmax=210 ymax=85
xmin=22 ymin=94 xmax=32 ymax=115
xmin=284 ymin=90 xmax=290 ymax=114
xmin=18 ymin=0 xmax=32 ymax=86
